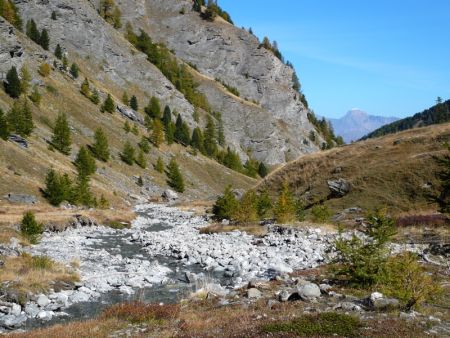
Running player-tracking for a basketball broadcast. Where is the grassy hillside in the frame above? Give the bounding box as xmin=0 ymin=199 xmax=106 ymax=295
xmin=362 ymin=99 xmax=450 ymax=140
xmin=258 ymin=123 xmax=450 ymax=215
xmin=0 ymin=29 xmax=255 ymax=210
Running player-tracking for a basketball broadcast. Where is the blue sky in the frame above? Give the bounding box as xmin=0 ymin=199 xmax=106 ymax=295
xmin=220 ymin=0 xmax=450 ymax=118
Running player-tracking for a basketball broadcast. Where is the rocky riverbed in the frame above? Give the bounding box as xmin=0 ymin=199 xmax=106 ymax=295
xmin=0 ymin=203 xmax=337 ymax=332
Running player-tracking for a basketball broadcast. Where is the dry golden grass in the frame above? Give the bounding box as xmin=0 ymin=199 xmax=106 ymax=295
xmin=199 ymin=223 xmax=268 ymax=236
xmin=0 ymin=253 xmax=79 ymax=295
xmin=259 ymin=123 xmax=450 ymax=216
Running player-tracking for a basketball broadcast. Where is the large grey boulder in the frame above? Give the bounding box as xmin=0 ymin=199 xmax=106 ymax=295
xmin=297 ymin=283 xmax=321 ymax=300
xmin=36 ymin=294 xmax=50 ymax=308
xmin=328 ymin=178 xmax=351 ymax=197
xmin=4 ymin=193 xmax=38 ymax=204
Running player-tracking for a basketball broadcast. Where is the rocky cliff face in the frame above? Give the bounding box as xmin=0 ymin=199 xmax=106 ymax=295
xmin=9 ymin=0 xmax=322 ymax=165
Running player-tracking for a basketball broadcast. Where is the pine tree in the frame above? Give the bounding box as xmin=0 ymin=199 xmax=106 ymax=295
xmin=162 ymin=105 xmax=172 ymax=128
xmin=258 ymin=162 xmax=268 ymax=178
xmin=90 ymin=89 xmax=100 ymax=105
xmin=165 ymin=121 xmax=175 ymax=145
xmin=7 ymin=99 xmax=33 ymax=137
xmin=62 ymin=55 xmax=68 ymax=70
xmin=166 ymin=158 xmax=185 ymax=192
xmin=73 ymin=174 xmax=96 ymax=207
xmin=192 ymin=110 xmax=200 ymax=123
xmin=122 ymin=91 xmax=129 ymax=105
xmin=74 ymin=145 xmax=97 ymax=177
xmin=174 ymin=114 xmax=191 ymax=145
xmin=92 ymin=127 xmax=110 ymax=162
xmin=257 ymin=189 xmax=272 ymax=218
xmin=145 ymin=96 xmax=161 ymax=119
xmin=192 ymin=0 xmax=202 ymax=12
xmin=203 ymin=0 xmax=218 ymax=21
xmin=51 ymin=112 xmax=71 ymax=155
xmin=39 ymin=28 xmax=50 ymax=50
xmin=0 ymin=108 xmax=9 ymax=140
xmin=437 ymin=144 xmax=450 ymax=214
xmin=29 ymin=86 xmax=42 ymax=106
xmin=70 ymin=63 xmax=79 ymax=79
xmin=101 ymin=94 xmax=115 ymax=113
xmin=216 ymin=112 xmax=225 ymax=146
xmin=123 ymin=120 xmax=131 ymax=133
xmin=54 ymin=44 xmax=63 ymax=59
xmin=120 ymin=141 xmax=135 ymax=165
xmin=151 ymin=119 xmax=164 ymax=147
xmin=233 ymin=190 xmax=258 ymax=224
xmin=5 ymin=66 xmax=21 ymax=98
xmin=130 ymin=95 xmax=138 ymax=111
xmin=155 ymin=156 xmax=164 ymax=173
xmin=20 ymin=211 xmax=43 ymax=241
xmin=0 ymin=0 xmax=22 ymax=30
xmin=274 ymin=183 xmax=296 ymax=224
xmin=26 ymin=19 xmax=40 ymax=43
xmin=244 ymin=158 xmax=259 ymax=178
xmin=203 ymin=115 xmax=217 ymax=157
xmin=80 ymin=78 xmax=90 ymax=97
xmin=191 ymin=127 xmax=205 ymax=153
xmin=138 ymin=136 xmax=150 ymax=153
xmin=20 ymin=65 xmax=31 ymax=95
xmin=51 ymin=11 xmax=57 ymax=20
xmin=43 ymin=169 xmax=72 ymax=206
xmin=223 ymin=147 xmax=243 ymax=172
xmin=213 ymin=185 xmax=239 ymax=220
xmin=135 ymin=149 xmax=147 ymax=168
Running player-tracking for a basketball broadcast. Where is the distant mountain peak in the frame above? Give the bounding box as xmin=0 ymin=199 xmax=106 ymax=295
xmin=329 ymin=109 xmax=399 ymax=143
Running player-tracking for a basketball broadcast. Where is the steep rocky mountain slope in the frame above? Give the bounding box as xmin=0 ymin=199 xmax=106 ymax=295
xmin=258 ymin=123 xmax=450 ymax=214
xmin=329 ymin=109 xmax=398 ymax=143
xmin=362 ymin=99 xmax=450 ymax=140
xmin=0 ymin=13 xmax=255 ymax=206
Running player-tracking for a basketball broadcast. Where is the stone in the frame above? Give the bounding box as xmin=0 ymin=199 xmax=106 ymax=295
xmin=319 ymin=283 xmax=332 ymax=293
xmin=4 ymin=193 xmax=38 ymax=204
xmin=370 ymin=292 xmax=384 ymax=302
xmin=297 ymin=283 xmax=321 ymax=300
xmin=327 ymin=178 xmax=351 ymax=197
xmin=36 ymin=294 xmax=50 ymax=307
xmin=8 ymin=134 xmax=28 ymax=148
xmin=162 ymin=189 xmax=178 ymax=201
xmin=37 ymin=310 xmax=53 ymax=321
xmin=10 ymin=303 xmax=21 ymax=316
xmin=69 ymin=291 xmax=90 ymax=303
xmin=247 ymin=288 xmax=262 ymax=299
xmin=335 ymin=302 xmax=362 ymax=312
xmin=371 ymin=297 xmax=400 ymax=311
xmin=0 ymin=314 xmax=27 ymax=328
xmin=25 ymin=303 xmax=40 ymax=318
xmin=119 ymin=285 xmax=134 ymax=295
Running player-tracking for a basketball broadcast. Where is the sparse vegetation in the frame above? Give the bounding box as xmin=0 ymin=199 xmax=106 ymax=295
xmin=310 ymin=204 xmax=332 ymax=223
xmin=20 ymin=211 xmax=43 ymax=243
xmin=99 ymin=0 xmax=122 ymax=29
xmin=0 ymin=0 xmax=23 ymax=30
xmin=120 ymin=141 xmax=135 ymax=165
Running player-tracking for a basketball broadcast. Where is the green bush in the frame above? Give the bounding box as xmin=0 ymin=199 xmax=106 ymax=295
xmin=262 ymin=312 xmax=361 ymax=337
xmin=232 ymin=190 xmax=258 ymax=224
xmin=213 ymin=185 xmax=239 ymax=220
xmin=43 ymin=169 xmax=73 ymax=206
xmin=332 ymin=211 xmax=397 ymax=287
xmin=120 ymin=141 xmax=135 ymax=165
xmin=20 ymin=211 xmax=43 ymax=242
xmin=378 ymin=252 xmax=442 ymax=309
xmin=311 ymin=204 xmax=332 ymax=223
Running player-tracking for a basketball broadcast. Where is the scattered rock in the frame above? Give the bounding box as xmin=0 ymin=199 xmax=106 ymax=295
xmin=297 ymin=283 xmax=321 ymax=301
xmin=162 ymin=189 xmax=178 ymax=201
xmin=327 ymin=178 xmax=351 ymax=197
xmin=36 ymin=294 xmax=50 ymax=308
xmin=25 ymin=303 xmax=40 ymax=318
xmin=9 ymin=303 xmax=21 ymax=316
xmin=8 ymin=134 xmax=28 ymax=148
xmin=4 ymin=193 xmax=38 ymax=204
xmin=247 ymin=288 xmax=262 ymax=299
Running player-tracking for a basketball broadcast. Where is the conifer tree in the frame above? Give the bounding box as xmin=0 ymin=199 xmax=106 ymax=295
xmin=101 ymin=93 xmax=115 ymax=113
xmin=20 ymin=65 xmax=31 ymax=95
xmin=39 ymin=28 xmax=50 ymax=50
xmin=74 ymin=145 xmax=97 ymax=177
xmin=244 ymin=158 xmax=259 ymax=178
xmin=70 ymin=63 xmax=79 ymax=79
xmin=90 ymin=89 xmax=100 ymax=105
xmin=233 ymin=190 xmax=258 ymax=224
xmin=258 ymin=162 xmax=268 ymax=178
xmin=145 ymin=96 xmax=161 ymax=119
xmin=216 ymin=112 xmax=225 ymax=146
xmin=135 ymin=149 xmax=147 ymax=169
xmin=437 ymin=144 xmax=450 ymax=214
xmin=162 ymin=105 xmax=172 ymax=128
xmin=51 ymin=11 xmax=57 ymax=20
xmin=151 ymin=119 xmax=164 ymax=147
xmin=120 ymin=141 xmax=135 ymax=165
xmin=20 ymin=211 xmax=43 ymax=241
xmin=213 ymin=185 xmax=239 ymax=220
xmin=257 ymin=189 xmax=272 ymax=218
xmin=43 ymin=169 xmax=72 ymax=206
xmin=38 ymin=63 xmax=51 ymax=77
xmin=122 ymin=91 xmax=129 ymax=105
xmin=7 ymin=99 xmax=33 ymax=137
xmin=80 ymin=78 xmax=90 ymax=97
xmin=26 ymin=19 xmax=40 ymax=43
xmin=62 ymin=55 xmax=68 ymax=70
xmin=91 ymin=127 xmax=110 ymax=162
xmin=192 ymin=110 xmax=200 ymax=123
xmin=73 ymin=174 xmax=96 ymax=207
xmin=155 ymin=156 xmax=164 ymax=173
xmin=165 ymin=121 xmax=175 ymax=145
xmin=174 ymin=114 xmax=191 ymax=145
xmin=274 ymin=183 xmax=296 ymax=224
xmin=166 ymin=158 xmax=185 ymax=192
xmin=0 ymin=0 xmax=23 ymax=30
xmin=191 ymin=127 xmax=205 ymax=153
xmin=130 ymin=95 xmax=138 ymax=111
xmin=5 ymin=66 xmax=21 ymax=98
xmin=0 ymin=108 xmax=9 ymax=140
xmin=203 ymin=115 xmax=217 ymax=157
xmin=138 ymin=136 xmax=150 ymax=153
xmin=51 ymin=112 xmax=71 ymax=155
xmin=54 ymin=43 xmax=63 ymax=59
xmin=131 ymin=124 xmax=139 ymax=136
xmin=223 ymin=147 xmax=243 ymax=172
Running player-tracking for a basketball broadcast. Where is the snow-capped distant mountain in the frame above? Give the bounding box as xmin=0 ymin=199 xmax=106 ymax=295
xmin=329 ymin=109 xmax=399 ymax=143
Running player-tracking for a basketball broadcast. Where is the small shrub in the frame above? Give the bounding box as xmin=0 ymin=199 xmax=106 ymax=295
xmin=311 ymin=204 xmax=332 ymax=223
xmin=262 ymin=312 xmax=361 ymax=337
xmin=29 ymin=86 xmax=42 ymax=105
xmin=213 ymin=185 xmax=239 ymax=220
xmin=30 ymin=255 xmax=54 ymax=270
xmin=120 ymin=141 xmax=135 ymax=165
xmin=378 ymin=252 xmax=442 ymax=309
xmin=101 ymin=302 xmax=179 ymax=324
xmin=38 ymin=63 xmax=51 ymax=77
xmin=155 ymin=157 xmax=164 ymax=173
xmin=20 ymin=211 xmax=43 ymax=242
xmin=274 ymin=183 xmax=296 ymax=224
